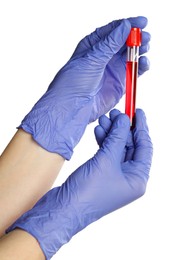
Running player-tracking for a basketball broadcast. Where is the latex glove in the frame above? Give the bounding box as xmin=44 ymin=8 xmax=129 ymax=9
xmin=7 ymin=109 xmax=153 ymax=259
xmin=19 ymin=16 xmax=151 ymax=159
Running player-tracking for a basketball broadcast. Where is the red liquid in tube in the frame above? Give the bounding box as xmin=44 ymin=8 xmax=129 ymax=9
xmin=125 ymin=61 xmax=138 ymax=125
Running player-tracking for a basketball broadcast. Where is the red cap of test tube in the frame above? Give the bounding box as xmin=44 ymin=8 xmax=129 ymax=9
xmin=126 ymin=28 xmax=141 ymax=47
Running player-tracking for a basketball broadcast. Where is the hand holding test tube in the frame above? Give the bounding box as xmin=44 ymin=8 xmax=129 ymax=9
xmin=125 ymin=28 xmax=142 ymax=127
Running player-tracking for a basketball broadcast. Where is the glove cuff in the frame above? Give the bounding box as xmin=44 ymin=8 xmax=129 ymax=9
xmin=18 ymin=97 xmax=93 ymax=160
xmin=6 ymin=190 xmax=81 ymax=259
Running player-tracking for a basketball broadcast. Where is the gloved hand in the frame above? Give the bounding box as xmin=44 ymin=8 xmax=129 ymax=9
xmin=19 ymin=16 xmax=151 ymax=159
xmin=7 ymin=109 xmax=153 ymax=259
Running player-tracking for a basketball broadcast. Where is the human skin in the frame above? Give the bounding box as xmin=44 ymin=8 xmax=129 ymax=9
xmin=0 ymin=129 xmax=64 ymax=237
xmin=0 ymin=229 xmax=45 ymax=260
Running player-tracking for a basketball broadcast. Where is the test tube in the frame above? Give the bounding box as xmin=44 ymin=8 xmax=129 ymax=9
xmin=125 ymin=28 xmax=142 ymax=127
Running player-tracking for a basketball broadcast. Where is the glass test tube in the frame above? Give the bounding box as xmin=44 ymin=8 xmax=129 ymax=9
xmin=125 ymin=28 xmax=141 ymax=127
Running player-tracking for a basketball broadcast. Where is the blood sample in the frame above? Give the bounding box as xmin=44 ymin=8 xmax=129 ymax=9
xmin=125 ymin=28 xmax=142 ymax=127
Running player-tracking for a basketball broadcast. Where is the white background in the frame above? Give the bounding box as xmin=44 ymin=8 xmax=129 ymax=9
xmin=0 ymin=0 xmax=182 ymax=259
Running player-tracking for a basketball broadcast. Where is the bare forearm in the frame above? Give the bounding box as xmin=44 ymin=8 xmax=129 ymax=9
xmin=0 ymin=229 xmax=45 ymax=260
xmin=0 ymin=129 xmax=64 ymax=236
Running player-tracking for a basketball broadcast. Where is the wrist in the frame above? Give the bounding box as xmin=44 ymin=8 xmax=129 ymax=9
xmin=0 ymin=129 xmax=64 ymax=237
xmin=0 ymin=229 xmax=45 ymax=260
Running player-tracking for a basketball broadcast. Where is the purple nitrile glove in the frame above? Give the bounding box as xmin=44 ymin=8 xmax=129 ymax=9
xmin=19 ymin=16 xmax=150 ymax=159
xmin=7 ymin=109 xmax=153 ymax=259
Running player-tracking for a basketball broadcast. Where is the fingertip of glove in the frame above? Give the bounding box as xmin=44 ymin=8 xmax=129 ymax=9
xmin=136 ymin=108 xmax=146 ymax=117
xmin=94 ymin=125 xmax=103 ymax=136
xmin=116 ymin=113 xmax=131 ymax=129
xmin=135 ymin=109 xmax=149 ymax=132
xmin=109 ymin=108 xmax=121 ymax=121
xmin=127 ymin=16 xmax=148 ymax=29
xmin=136 ymin=16 xmax=148 ymax=25
xmin=139 ymin=56 xmax=150 ymax=73
xmin=143 ymin=31 xmax=151 ymax=42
